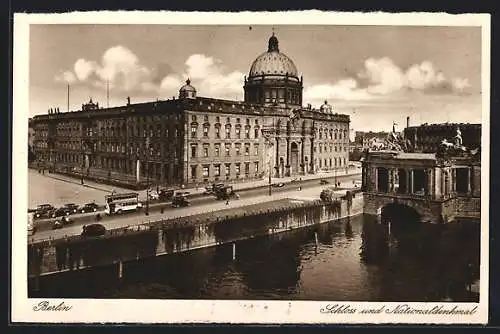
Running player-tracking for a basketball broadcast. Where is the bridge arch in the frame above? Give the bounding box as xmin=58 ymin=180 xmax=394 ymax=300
xmin=381 ymin=203 xmax=421 ymax=225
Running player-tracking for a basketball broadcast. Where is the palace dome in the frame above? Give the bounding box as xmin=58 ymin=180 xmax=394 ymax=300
xmin=248 ymin=34 xmax=299 ymax=79
xmin=179 ymin=79 xmax=196 ymax=99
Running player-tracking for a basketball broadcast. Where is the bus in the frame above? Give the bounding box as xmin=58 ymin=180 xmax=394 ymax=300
xmin=104 ymin=192 xmax=142 ymax=215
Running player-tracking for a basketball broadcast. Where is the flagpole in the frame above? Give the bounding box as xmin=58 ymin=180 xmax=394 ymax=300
xmin=67 ymin=84 xmax=70 ymax=112
xmin=107 ymin=79 xmax=109 ymax=108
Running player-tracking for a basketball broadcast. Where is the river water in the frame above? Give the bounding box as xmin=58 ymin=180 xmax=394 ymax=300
xmin=32 ymin=214 xmax=480 ymax=302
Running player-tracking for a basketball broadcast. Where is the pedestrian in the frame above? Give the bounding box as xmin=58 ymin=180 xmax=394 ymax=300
xmin=226 ymin=199 xmax=230 ymax=205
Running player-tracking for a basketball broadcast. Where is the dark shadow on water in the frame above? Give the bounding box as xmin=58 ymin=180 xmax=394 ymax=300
xmin=30 ymin=215 xmax=479 ymax=302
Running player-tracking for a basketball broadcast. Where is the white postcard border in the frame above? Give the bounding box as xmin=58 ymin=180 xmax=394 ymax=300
xmin=11 ymin=11 xmax=491 ymax=324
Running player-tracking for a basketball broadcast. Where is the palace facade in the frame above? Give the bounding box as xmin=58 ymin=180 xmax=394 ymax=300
xmin=31 ymin=34 xmax=350 ymax=188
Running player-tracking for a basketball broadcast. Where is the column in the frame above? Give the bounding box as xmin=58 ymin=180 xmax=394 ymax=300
xmin=275 ymin=137 xmax=280 ymax=178
xmin=374 ymin=167 xmax=378 ymax=192
xmin=136 ymin=159 xmax=140 ymax=183
xmin=452 ymin=169 xmax=456 ymax=193
xmin=285 ymin=138 xmax=291 ymax=176
xmin=300 ymin=138 xmax=305 ymax=174
xmin=409 ymin=169 xmax=414 ymax=194
xmin=309 ymin=137 xmax=315 ymax=174
xmin=427 ymin=169 xmax=433 ymax=197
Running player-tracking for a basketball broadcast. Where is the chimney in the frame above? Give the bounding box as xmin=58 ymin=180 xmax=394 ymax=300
xmin=406 ymin=116 xmax=410 ymax=128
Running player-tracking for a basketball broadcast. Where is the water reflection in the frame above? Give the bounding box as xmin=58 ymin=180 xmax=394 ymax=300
xmin=31 ymin=215 xmax=480 ymax=302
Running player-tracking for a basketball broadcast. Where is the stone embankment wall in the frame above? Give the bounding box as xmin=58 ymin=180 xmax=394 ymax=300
xmin=28 ymin=194 xmax=363 ymax=277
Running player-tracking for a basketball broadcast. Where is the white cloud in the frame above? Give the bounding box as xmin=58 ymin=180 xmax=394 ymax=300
xmin=54 ymin=71 xmax=77 ymax=84
xmin=74 ymin=58 xmax=96 ymax=81
xmin=158 ymin=54 xmax=244 ymax=100
xmin=304 ymin=57 xmax=472 ymax=105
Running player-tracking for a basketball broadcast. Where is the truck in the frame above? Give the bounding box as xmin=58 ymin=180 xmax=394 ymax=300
xmin=213 ymin=185 xmax=239 ymax=200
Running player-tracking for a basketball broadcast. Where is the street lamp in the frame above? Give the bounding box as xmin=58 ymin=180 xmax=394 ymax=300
xmin=262 ymin=125 xmax=275 ymax=196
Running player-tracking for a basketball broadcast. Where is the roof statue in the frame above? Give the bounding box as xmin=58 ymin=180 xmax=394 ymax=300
xmin=288 ymin=108 xmax=302 ymax=128
xmin=368 ymin=122 xmax=412 ymax=152
xmin=437 ymin=125 xmax=479 ymax=160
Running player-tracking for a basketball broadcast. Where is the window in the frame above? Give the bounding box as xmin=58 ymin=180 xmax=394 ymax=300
xmin=235 ymin=144 xmax=241 ymax=156
xmin=226 ymin=117 xmax=230 ymax=123
xmin=335 ymin=145 xmax=337 ymax=152
xmin=191 ymin=125 xmax=197 ymax=138
xmin=245 ymin=127 xmax=250 ymax=139
xmin=203 ymin=125 xmax=209 ymax=137
xmin=319 ymin=144 xmax=322 ymax=153
xmin=216 ymin=116 xmax=220 ymax=123
xmin=334 ymin=131 xmax=338 ymax=140
xmin=254 ymin=144 xmax=259 ymax=155
xmin=235 ymin=126 xmax=241 ymax=139
xmin=215 ymin=126 xmax=220 ymax=138
xmin=254 ymin=128 xmax=259 ymax=138
xmin=225 ymin=164 xmax=230 ymax=176
xmin=225 ymin=125 xmax=231 ymax=139
xmin=236 ymin=118 xmax=240 ymax=123
xmin=235 ymin=163 xmax=241 ymax=175
xmin=245 ymin=162 xmax=250 ymax=175
xmin=244 ymin=144 xmax=250 ymax=156
xmin=214 ymin=144 xmax=220 ymax=157
xmin=191 ymin=145 xmax=197 ymax=158
xmin=192 ymin=115 xmax=197 ymax=122
xmin=203 ymin=145 xmax=209 ymax=157
xmin=254 ymin=162 xmax=259 ymax=173
xmin=225 ymin=144 xmax=231 ymax=156
xmin=191 ymin=165 xmax=197 ymax=179
xmin=204 ymin=115 xmax=209 ymax=122
xmin=319 ymin=130 xmax=322 ymax=139
xmin=214 ymin=165 xmax=220 ymax=177
xmin=202 ymin=165 xmax=209 ymax=177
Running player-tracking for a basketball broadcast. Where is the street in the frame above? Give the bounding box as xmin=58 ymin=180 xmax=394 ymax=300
xmin=31 ymin=173 xmax=361 ymax=232
xmin=29 ymin=178 xmax=360 ymax=243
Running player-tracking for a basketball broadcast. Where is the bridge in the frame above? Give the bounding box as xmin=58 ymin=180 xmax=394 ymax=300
xmin=361 ymin=150 xmax=481 ymax=224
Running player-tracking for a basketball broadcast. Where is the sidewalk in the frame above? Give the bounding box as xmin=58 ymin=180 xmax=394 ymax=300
xmin=32 ymin=166 xmax=361 ymax=202
xmin=182 ymin=167 xmax=362 ymax=196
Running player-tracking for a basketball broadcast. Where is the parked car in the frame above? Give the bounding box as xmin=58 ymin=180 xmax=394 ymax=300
xmin=272 ymin=182 xmax=285 ymax=188
xmin=81 ymin=223 xmax=106 ymax=237
xmin=52 ymin=215 xmax=73 ymax=230
xmin=80 ymin=202 xmax=100 ymax=213
xmin=34 ymin=204 xmax=55 ymax=218
xmin=63 ymin=203 xmax=79 ymax=214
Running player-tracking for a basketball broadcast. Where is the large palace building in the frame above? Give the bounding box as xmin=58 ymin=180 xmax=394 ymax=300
xmin=30 ymin=34 xmax=350 ymax=188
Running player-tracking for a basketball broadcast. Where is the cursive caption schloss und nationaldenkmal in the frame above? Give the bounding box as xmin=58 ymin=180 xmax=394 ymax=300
xmin=33 ymin=301 xmax=72 ymax=311
xmin=320 ymin=303 xmax=478 ymax=316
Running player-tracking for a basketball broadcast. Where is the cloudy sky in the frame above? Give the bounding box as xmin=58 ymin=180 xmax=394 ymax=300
xmin=29 ymin=24 xmax=482 ymax=132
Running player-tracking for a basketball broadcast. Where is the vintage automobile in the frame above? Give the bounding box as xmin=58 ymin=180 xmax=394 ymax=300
xmin=81 ymin=223 xmax=106 ymax=237
xmin=171 ymin=195 xmax=190 ymax=208
xmin=34 ymin=204 xmax=55 ymax=219
xmin=80 ymin=202 xmax=99 ymax=213
xmin=63 ymin=203 xmax=79 ymax=214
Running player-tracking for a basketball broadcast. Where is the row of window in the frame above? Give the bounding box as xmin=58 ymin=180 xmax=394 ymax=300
xmin=316 ymin=128 xmax=349 ymax=140
xmin=315 ymin=143 xmax=348 ymax=153
xmin=191 ymin=162 xmax=259 ymax=179
xmin=317 ymin=157 xmax=347 ymax=168
xmin=191 ymin=143 xmax=259 ymax=158
xmin=191 ymin=123 xmax=260 ymax=140
xmin=191 ymin=115 xmax=259 ymax=126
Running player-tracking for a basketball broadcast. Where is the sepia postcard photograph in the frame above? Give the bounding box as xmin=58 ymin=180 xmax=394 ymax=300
xmin=11 ymin=11 xmax=490 ymax=324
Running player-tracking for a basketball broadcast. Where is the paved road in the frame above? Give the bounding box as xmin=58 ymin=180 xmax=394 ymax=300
xmin=33 ymin=173 xmax=361 ymax=232
xmin=29 ymin=183 xmax=358 ymax=243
